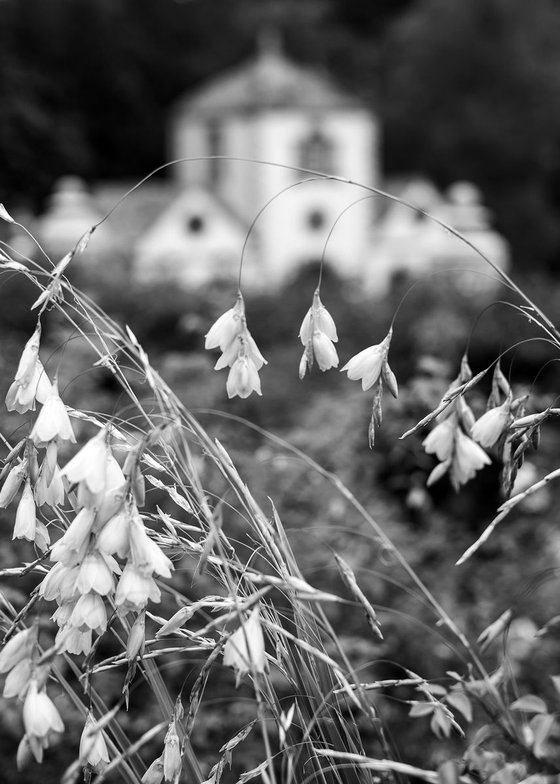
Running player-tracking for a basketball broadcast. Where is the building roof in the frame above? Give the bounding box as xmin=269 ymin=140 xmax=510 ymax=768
xmin=176 ymin=37 xmax=363 ymax=116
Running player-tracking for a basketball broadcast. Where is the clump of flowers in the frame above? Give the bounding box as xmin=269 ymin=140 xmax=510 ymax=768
xmin=422 ymin=358 xmax=492 ymax=490
xmin=205 ymin=292 xmax=267 ymax=399
xmin=341 ymin=327 xmax=398 ymax=447
xmin=298 ymin=288 xmax=339 ymax=377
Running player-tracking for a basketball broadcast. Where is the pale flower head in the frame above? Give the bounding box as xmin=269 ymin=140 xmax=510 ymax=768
xmin=115 ymin=563 xmax=161 ymax=613
xmin=60 ymin=427 xmax=111 ymax=496
xmin=50 ymin=506 xmax=96 ymax=565
xmin=299 ymin=290 xmax=338 ymax=345
xmin=312 ymin=331 xmax=339 ymax=371
xmin=55 ymin=625 xmax=93 ymax=655
xmin=0 ymin=626 xmax=36 ymax=673
xmin=223 ymin=606 xmax=267 ymax=685
xmin=471 ymin=401 xmax=511 ymax=448
xmin=70 ymin=591 xmax=108 ymax=632
xmin=450 ymin=429 xmax=492 ymax=489
xmin=340 ymin=329 xmax=396 ymax=395
xmin=6 ymin=359 xmax=52 ymax=414
xmin=79 ymin=712 xmax=110 ymax=772
xmin=12 ymin=479 xmax=36 ymax=542
xmin=422 ymin=417 xmax=457 ymax=462
xmin=204 ymin=294 xmax=244 ymax=351
xmin=226 ymin=356 xmax=262 ymax=399
xmin=299 ymin=289 xmax=339 ymax=377
xmin=22 ymin=679 xmax=64 ymax=760
xmin=128 ymin=511 xmax=173 ymax=578
xmin=30 ymin=378 xmax=76 ymax=446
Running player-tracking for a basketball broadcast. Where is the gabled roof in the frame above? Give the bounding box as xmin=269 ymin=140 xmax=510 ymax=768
xmin=177 ymin=38 xmax=363 ymax=116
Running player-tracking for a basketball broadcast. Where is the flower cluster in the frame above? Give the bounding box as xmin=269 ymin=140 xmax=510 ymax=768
xmin=422 ymin=360 xmax=493 ymax=490
xmin=298 ymin=288 xmax=339 ymax=377
xmin=205 ymin=292 xmax=267 ymax=398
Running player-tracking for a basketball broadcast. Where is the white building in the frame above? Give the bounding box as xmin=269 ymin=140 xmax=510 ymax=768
xmin=36 ymin=39 xmax=509 ymax=296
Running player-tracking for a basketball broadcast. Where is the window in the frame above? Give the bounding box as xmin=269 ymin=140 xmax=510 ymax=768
xmin=207 ymin=121 xmax=223 ymax=186
xmin=307 ymin=210 xmax=326 ymax=230
xmin=187 ymin=215 xmax=205 ymax=233
xmin=299 ymin=130 xmax=334 ymax=174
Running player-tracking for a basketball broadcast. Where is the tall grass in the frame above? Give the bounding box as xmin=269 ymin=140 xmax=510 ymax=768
xmin=0 ymin=164 xmax=559 ymax=784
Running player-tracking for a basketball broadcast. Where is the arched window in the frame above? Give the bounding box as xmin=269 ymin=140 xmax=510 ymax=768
xmin=299 ymin=130 xmax=334 ymax=174
xmin=207 ymin=120 xmax=223 ymax=186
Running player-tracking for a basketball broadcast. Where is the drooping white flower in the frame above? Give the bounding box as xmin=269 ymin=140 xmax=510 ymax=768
xmin=96 ymin=506 xmax=132 ymax=558
xmin=471 ymin=401 xmax=511 ymax=448
xmin=69 ymin=592 xmax=108 ymax=632
xmin=223 ymin=606 xmax=267 ymax=685
xmin=6 ymin=359 xmax=52 ymax=414
xmin=79 ymin=712 xmax=110 ymax=772
xmin=128 ymin=510 xmax=173 ymax=578
xmin=50 ymin=507 xmax=96 ymax=565
xmin=204 ymin=295 xmax=244 ymax=351
xmin=59 ymin=427 xmax=111 ymax=496
xmin=340 ymin=329 xmax=397 ymax=397
xmin=451 ymin=429 xmax=492 ymax=488
xmin=422 ymin=417 xmax=457 ymax=462
xmin=30 ymin=379 xmax=76 ymax=446
xmin=0 ymin=460 xmax=27 ymax=508
xmin=0 ymin=626 xmax=35 ymax=673
xmin=163 ymin=721 xmax=182 ymax=783
xmin=74 ymin=550 xmax=117 ymax=595
xmin=115 ymin=564 xmax=161 ymax=613
xmin=299 ymin=289 xmax=339 ymax=377
xmin=226 ymin=355 xmax=262 ymax=399
xmin=22 ymin=679 xmax=64 ymax=761
xmin=55 ymin=625 xmax=92 ymax=655
xmin=12 ymin=479 xmax=36 ymax=542
xmin=3 ymin=657 xmax=32 ymax=698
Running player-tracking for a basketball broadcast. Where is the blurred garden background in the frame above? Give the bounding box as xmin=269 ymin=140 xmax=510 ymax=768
xmin=2 ymin=1 xmax=560 ymax=782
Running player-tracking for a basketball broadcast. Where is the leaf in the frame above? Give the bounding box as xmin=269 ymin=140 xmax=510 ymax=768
xmin=510 ymin=695 xmax=547 ymax=714
xmin=446 ymin=690 xmax=473 ymax=722
xmin=430 ymin=705 xmax=453 ymax=738
xmin=409 ymin=702 xmax=435 ymax=717
xmin=529 ymin=713 xmax=555 ymax=758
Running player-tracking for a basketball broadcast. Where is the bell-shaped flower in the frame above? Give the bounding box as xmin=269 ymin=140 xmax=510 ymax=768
xmin=79 ymin=712 xmax=110 ymax=773
xmin=0 ymin=626 xmax=35 ymax=673
xmin=34 ymin=461 xmax=65 ymax=507
xmin=12 ymin=323 xmax=42 ymax=388
xmin=93 ymin=456 xmax=127 ymax=530
xmin=128 ymin=511 xmax=173 ymax=578
xmin=226 ymin=355 xmax=262 ymax=399
xmin=3 ymin=657 xmax=32 ymax=698
xmin=163 ymin=721 xmax=182 ymax=783
xmin=299 ymin=291 xmax=338 ymax=345
xmin=70 ymin=592 xmax=108 ymax=632
xmin=96 ymin=506 xmax=132 ymax=558
xmin=471 ymin=401 xmax=512 ymax=448
xmin=422 ymin=417 xmax=457 ymax=462
xmin=204 ymin=294 xmax=244 ymax=352
xmin=451 ymin=429 xmax=492 ymax=488
xmin=30 ymin=379 xmax=76 ymax=447
xmin=0 ymin=460 xmax=27 ymax=508
xmin=39 ymin=562 xmax=78 ymax=603
xmin=299 ymin=289 xmax=339 ymax=377
xmin=22 ymin=679 xmax=64 ymax=761
xmin=223 ymin=606 xmax=267 ymax=685
xmin=6 ymin=359 xmax=52 ymax=414
xmin=12 ymin=479 xmax=36 ymax=542
xmin=115 ymin=564 xmax=161 ymax=614
xmin=341 ymin=329 xmax=397 ymax=396
xmin=55 ymin=625 xmax=92 ymax=656
xmin=60 ymin=427 xmax=111 ymax=497
xmin=50 ymin=507 xmax=96 ymax=565
xmin=74 ymin=550 xmax=118 ymax=595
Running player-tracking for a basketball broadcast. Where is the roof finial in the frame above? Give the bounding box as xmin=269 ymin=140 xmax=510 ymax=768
xmin=257 ymin=22 xmax=283 ymax=60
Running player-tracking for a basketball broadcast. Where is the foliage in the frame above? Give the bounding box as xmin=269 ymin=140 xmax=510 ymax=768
xmin=2 ymin=160 xmax=560 ymax=784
